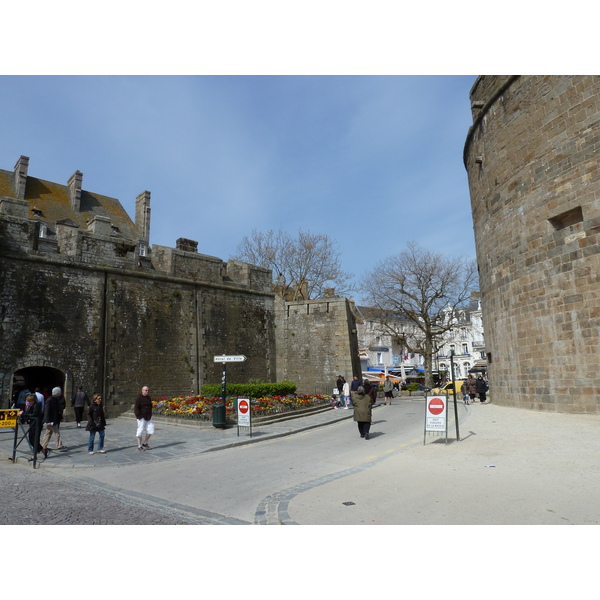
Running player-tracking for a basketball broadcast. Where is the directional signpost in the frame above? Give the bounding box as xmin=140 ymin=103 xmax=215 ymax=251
xmin=213 ymin=355 xmax=247 ymax=429
xmin=214 ymin=355 xmax=247 ymax=364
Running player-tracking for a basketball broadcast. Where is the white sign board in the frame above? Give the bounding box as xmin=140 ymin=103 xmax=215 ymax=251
xmin=214 ymin=355 xmax=247 ymax=363
xmin=425 ymin=395 xmax=447 ymax=432
xmin=237 ymin=398 xmax=251 ymax=427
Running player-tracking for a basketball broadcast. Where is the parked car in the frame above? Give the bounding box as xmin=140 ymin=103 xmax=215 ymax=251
xmin=433 ymin=380 xmax=467 ymax=396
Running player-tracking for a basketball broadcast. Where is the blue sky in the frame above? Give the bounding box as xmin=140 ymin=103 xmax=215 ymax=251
xmin=0 ymin=75 xmax=477 ymax=300
xmin=0 ymin=3 xmax=589 ymax=305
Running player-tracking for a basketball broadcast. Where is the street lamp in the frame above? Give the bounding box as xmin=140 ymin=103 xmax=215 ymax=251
xmin=450 ymin=349 xmax=460 ymax=441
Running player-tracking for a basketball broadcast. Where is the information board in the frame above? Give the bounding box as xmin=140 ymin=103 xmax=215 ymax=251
xmin=0 ymin=409 xmax=19 ymax=428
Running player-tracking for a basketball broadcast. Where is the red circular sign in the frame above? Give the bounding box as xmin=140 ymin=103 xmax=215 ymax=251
xmin=428 ymin=397 xmax=445 ymax=415
xmin=239 ymin=400 xmax=249 ymax=414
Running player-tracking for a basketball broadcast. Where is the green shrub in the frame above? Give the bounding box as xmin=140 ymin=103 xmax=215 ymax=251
xmin=405 ymin=383 xmax=419 ymax=391
xmin=200 ymin=381 xmax=297 ymax=398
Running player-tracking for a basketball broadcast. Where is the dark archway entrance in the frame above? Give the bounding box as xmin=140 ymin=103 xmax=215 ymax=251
xmin=14 ymin=366 xmax=65 ymax=399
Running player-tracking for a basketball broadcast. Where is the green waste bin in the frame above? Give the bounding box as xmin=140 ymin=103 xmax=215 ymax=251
xmin=213 ymin=402 xmax=226 ymax=429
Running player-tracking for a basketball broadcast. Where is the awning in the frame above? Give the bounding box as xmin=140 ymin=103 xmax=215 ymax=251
xmin=362 ymin=372 xmax=402 ymax=384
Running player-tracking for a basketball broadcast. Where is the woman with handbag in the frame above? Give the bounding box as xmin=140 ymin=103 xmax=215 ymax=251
xmin=21 ymin=393 xmax=44 ymax=461
xmin=86 ymin=393 xmax=107 ymax=454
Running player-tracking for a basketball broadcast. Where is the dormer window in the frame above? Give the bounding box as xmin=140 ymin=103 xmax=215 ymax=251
xmin=139 ymin=244 xmax=147 ymax=257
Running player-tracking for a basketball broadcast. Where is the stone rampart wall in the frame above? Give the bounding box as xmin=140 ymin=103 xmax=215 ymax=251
xmin=464 ymin=75 xmax=600 ymax=412
xmin=275 ymin=296 xmax=361 ymax=395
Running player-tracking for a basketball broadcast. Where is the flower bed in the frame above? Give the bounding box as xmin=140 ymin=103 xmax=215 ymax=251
xmin=152 ymin=394 xmax=331 ymax=421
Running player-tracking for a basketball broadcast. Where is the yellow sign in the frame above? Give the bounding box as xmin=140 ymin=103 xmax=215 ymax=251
xmin=0 ymin=409 xmax=19 ymax=428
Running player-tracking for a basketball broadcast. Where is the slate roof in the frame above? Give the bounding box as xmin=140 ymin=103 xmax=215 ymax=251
xmin=0 ymin=168 xmax=138 ymax=239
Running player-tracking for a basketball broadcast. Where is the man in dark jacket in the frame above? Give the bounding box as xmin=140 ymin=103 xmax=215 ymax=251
xmin=71 ymin=386 xmax=90 ymax=428
xmin=41 ymin=387 xmax=67 ymax=456
xmin=134 ymin=385 xmax=154 ymax=451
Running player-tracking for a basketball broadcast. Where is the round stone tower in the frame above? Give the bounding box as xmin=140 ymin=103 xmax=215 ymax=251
xmin=464 ymin=75 xmax=600 ymax=413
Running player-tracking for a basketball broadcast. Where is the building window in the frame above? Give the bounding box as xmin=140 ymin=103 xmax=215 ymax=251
xmin=462 ymin=343 xmax=468 ymax=354
xmin=139 ymin=244 xmax=147 ymax=257
xmin=376 ymin=352 xmax=382 ymax=364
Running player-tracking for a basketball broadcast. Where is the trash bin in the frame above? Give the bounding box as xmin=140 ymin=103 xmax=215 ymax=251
xmin=213 ymin=402 xmax=226 ymax=429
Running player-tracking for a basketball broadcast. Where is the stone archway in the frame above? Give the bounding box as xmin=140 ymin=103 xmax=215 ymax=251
xmin=13 ymin=365 xmax=68 ymax=402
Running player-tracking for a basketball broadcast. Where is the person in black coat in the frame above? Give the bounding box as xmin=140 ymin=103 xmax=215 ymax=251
xmin=20 ymin=394 xmax=43 ymax=461
xmin=86 ymin=393 xmax=107 ymax=454
xmin=476 ymin=375 xmax=489 ymax=404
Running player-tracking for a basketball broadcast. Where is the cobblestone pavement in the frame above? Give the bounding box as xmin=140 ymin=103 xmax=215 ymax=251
xmin=0 ymin=405 xmax=356 ymax=525
xmin=0 ymin=459 xmax=231 ymax=524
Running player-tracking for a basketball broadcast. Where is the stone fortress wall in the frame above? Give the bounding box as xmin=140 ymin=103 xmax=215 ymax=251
xmin=0 ymin=157 xmax=360 ymax=417
xmin=464 ymin=76 xmax=600 ymax=412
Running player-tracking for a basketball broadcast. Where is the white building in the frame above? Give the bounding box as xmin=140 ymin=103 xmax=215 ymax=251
xmin=355 ymin=298 xmax=486 ymax=382
xmin=436 ymin=298 xmax=487 ymax=380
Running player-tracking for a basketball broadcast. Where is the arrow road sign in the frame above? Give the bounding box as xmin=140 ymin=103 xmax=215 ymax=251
xmin=214 ymin=355 xmax=247 ymax=363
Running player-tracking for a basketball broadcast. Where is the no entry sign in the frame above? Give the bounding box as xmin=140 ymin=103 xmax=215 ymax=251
xmin=425 ymin=395 xmax=447 ymax=432
xmin=237 ymin=398 xmax=251 ymax=428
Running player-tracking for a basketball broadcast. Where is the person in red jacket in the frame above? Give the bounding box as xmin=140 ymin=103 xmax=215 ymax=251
xmin=134 ymin=385 xmax=154 ymax=451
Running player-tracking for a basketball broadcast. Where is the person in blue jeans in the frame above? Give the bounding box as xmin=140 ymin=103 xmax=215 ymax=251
xmin=86 ymin=393 xmax=106 ymax=454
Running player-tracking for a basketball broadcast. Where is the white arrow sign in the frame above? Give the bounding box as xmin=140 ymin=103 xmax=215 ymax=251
xmin=214 ymin=355 xmax=247 ymax=363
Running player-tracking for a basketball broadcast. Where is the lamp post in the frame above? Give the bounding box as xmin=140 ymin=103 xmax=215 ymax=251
xmin=450 ymin=349 xmax=460 ymax=441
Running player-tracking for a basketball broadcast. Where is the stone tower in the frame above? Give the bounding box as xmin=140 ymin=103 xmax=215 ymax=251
xmin=464 ymin=76 xmax=600 ymax=413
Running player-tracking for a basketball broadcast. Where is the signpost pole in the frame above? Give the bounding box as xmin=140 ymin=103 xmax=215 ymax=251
xmin=213 ymin=355 xmax=247 ymax=429
xmin=450 ymin=349 xmax=460 ymax=441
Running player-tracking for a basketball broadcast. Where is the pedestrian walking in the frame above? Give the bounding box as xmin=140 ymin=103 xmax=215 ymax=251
xmin=383 ymin=376 xmax=394 ymax=405
xmin=41 ymin=387 xmax=67 ymax=457
xmin=350 ymin=375 xmax=362 ymax=403
xmin=461 ymin=381 xmax=469 ymax=404
xmin=134 ymin=385 xmax=154 ymax=450
xmin=364 ymin=380 xmax=377 ymax=405
xmin=465 ymin=374 xmax=477 ymax=404
xmin=86 ymin=393 xmax=107 ymax=454
xmin=476 ymin=375 xmax=489 ymax=404
xmin=71 ymin=386 xmax=90 ymax=428
xmin=20 ymin=393 xmax=43 ymax=462
xmin=352 ymin=386 xmax=372 ymax=440
xmin=342 ymin=378 xmax=351 ymax=409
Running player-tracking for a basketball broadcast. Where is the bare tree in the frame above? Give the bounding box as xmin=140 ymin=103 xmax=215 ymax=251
xmin=361 ymin=242 xmax=478 ymax=387
xmin=232 ymin=228 xmax=355 ymax=300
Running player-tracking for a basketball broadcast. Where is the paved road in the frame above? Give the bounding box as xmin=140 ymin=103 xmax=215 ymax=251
xmin=0 ymin=397 xmax=434 ymax=524
xmin=4 ymin=394 xmax=600 ymax=526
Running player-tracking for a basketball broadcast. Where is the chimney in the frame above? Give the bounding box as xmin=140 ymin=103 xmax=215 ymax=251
xmin=13 ymin=155 xmax=29 ymax=199
xmin=87 ymin=215 xmax=112 ymax=236
xmin=68 ymin=170 xmax=83 ymax=211
xmin=136 ymin=190 xmax=151 ymax=244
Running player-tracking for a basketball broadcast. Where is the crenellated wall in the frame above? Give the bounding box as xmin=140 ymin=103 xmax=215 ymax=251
xmin=0 ymin=157 xmax=359 ymax=415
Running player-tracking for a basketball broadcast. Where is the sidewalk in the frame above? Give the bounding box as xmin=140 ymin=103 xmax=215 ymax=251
xmin=287 ymin=400 xmax=600 ymax=525
xmin=0 ymin=404 xmax=356 ymax=469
